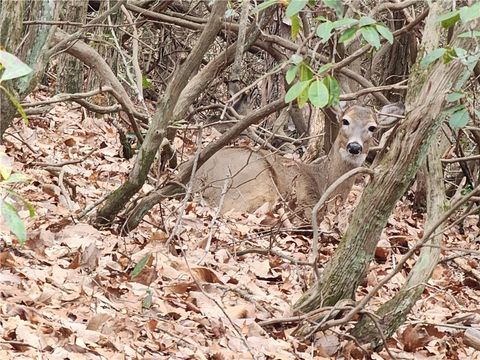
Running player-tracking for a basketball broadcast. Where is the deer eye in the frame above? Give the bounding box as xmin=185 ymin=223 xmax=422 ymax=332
xmin=368 ymin=125 xmax=377 ymax=132
xmin=342 ymin=119 xmax=350 ymax=126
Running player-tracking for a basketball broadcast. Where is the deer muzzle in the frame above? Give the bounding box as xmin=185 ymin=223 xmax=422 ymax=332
xmin=347 ymin=141 xmax=363 ymax=155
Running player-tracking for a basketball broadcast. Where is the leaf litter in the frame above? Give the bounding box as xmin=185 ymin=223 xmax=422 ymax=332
xmin=0 ymin=98 xmax=479 ymax=359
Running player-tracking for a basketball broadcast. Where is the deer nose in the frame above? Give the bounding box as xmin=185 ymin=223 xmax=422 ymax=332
xmin=347 ymin=142 xmax=362 ymax=155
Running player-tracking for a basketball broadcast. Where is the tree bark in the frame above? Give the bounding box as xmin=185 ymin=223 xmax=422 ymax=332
xmin=293 ymin=2 xmax=478 ymax=315
xmin=94 ymin=1 xmax=227 ymax=226
xmin=56 ymin=0 xmax=88 ymax=94
xmin=352 ymin=130 xmax=448 ymax=348
xmin=0 ymin=0 xmax=58 ymax=139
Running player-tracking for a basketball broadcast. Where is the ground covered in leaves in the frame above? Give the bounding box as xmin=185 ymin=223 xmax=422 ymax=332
xmin=0 ymin=96 xmax=479 ymax=359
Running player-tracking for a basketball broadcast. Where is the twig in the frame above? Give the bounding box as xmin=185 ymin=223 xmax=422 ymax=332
xmin=21 ymin=87 xmax=114 ymax=107
xmin=181 ymin=248 xmax=254 ymax=356
xmin=58 ymin=167 xmax=73 ymax=212
xmin=340 ymin=83 xmax=408 ymax=101
xmin=31 ymin=148 xmax=97 ymax=167
xmin=76 ymin=192 xmax=110 ymax=220
xmin=364 ymin=312 xmax=396 ymax=360
xmin=199 ymin=176 xmax=231 ymax=265
xmin=442 ymin=154 xmax=480 ymax=163
xmin=165 ymin=127 xmax=203 ymax=247
xmin=235 ymin=247 xmax=312 ymax=266
xmin=121 ymin=5 xmax=144 ymax=102
xmin=407 ymin=320 xmax=480 ymax=331
xmin=3 ymin=132 xmax=37 ymax=153
xmin=46 ymin=0 xmax=126 ymax=58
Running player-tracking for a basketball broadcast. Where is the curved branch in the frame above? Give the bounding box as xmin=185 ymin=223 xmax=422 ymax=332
xmin=51 ymin=29 xmax=144 ymax=141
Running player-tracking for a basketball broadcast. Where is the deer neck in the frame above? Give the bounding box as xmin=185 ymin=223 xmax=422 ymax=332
xmin=309 ymin=142 xmax=365 ymax=197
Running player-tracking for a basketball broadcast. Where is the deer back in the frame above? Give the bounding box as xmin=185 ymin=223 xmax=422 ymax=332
xmin=193 ymin=147 xmax=281 ymax=213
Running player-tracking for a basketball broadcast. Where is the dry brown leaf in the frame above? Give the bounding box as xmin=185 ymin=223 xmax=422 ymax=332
xmin=401 ymin=324 xmax=431 ymax=352
xmin=191 ymin=267 xmax=223 ymax=284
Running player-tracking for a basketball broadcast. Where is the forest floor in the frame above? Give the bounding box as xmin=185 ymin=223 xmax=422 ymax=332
xmin=0 ymin=92 xmax=479 ymax=359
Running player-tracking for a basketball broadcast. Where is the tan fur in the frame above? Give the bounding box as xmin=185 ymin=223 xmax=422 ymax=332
xmin=192 ymin=105 xmax=402 ymax=217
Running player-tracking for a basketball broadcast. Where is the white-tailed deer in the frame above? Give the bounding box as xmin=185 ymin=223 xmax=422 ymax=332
xmin=193 ymin=104 xmax=404 ymax=218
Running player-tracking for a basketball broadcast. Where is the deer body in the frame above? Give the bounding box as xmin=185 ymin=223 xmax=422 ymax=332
xmin=193 ymin=105 xmax=403 ymax=217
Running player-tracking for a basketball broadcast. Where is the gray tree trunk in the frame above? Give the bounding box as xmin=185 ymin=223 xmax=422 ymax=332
xmin=0 ymin=0 xmax=59 ymax=139
xmin=56 ymin=0 xmax=88 ymax=94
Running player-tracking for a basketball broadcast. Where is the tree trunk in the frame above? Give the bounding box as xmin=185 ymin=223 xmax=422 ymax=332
xmin=294 ymin=2 xmax=478 ymax=316
xmin=56 ymin=0 xmax=88 ymax=94
xmin=0 ymin=0 xmax=58 ymax=139
xmin=352 ymin=130 xmax=448 ymax=348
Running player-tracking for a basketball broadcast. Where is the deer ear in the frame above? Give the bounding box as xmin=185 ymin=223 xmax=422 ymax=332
xmin=377 ymin=102 xmax=405 ymax=127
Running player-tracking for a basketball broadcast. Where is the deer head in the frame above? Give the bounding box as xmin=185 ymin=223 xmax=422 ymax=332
xmin=332 ymin=104 xmax=405 ymax=167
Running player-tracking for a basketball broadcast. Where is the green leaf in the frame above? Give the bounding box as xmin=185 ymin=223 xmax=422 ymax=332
xmin=142 ymin=75 xmax=153 ymax=90
xmin=437 ymin=10 xmax=460 ymax=28
xmin=458 ymin=30 xmax=480 ymax=38
xmin=323 ymin=75 xmax=340 ymax=106
xmin=316 ymin=21 xmax=334 ymax=42
xmin=446 ymin=92 xmax=464 ymax=103
xmin=454 ymin=47 xmax=467 ymax=59
xmin=360 ymin=26 xmax=381 ymax=49
xmin=459 ymin=3 xmax=480 ymax=23
xmin=4 ymin=189 xmax=35 ymax=218
xmin=420 ymin=48 xmax=446 ymax=67
xmin=142 ymin=290 xmax=153 ymax=309
xmin=375 ymin=24 xmax=393 ymax=44
xmin=285 ymin=0 xmax=308 ymax=17
xmin=317 ymin=63 xmax=333 ymax=74
xmin=299 ymin=63 xmax=313 ymax=81
xmin=286 ymin=65 xmax=298 ymax=84
xmin=332 ymin=18 xmax=357 ymax=29
xmin=1 ymin=200 xmax=26 ymax=244
xmin=131 ymin=253 xmax=151 ymax=278
xmin=291 ymin=14 xmax=301 ymax=39
xmin=359 ymin=16 xmax=376 ymax=27
xmin=290 ymin=54 xmax=303 ymax=65
xmin=0 ymin=86 xmax=29 ymax=124
xmin=297 ymin=86 xmax=309 ymax=108
xmin=442 ymin=47 xmax=458 ymax=64
xmin=285 ymin=80 xmax=311 ymax=103
xmin=0 ymin=50 xmax=33 ymax=81
xmin=449 ymin=107 xmax=470 ymax=128
xmin=339 ymin=26 xmax=357 ymax=43
xmin=255 ymin=0 xmax=278 ymax=12
xmin=308 ymin=79 xmax=329 ymax=108
xmin=2 ymin=172 xmax=28 ymax=184
xmin=442 ymin=104 xmax=464 ymax=116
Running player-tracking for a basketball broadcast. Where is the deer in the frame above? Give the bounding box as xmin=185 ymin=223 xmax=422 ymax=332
xmin=192 ymin=103 xmax=404 ymax=219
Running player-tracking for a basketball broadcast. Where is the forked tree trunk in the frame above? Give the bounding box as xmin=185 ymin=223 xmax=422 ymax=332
xmin=350 ymin=4 xmax=453 ymax=345
xmin=352 ymin=130 xmax=448 ymax=348
xmin=94 ymin=1 xmax=227 ymax=226
xmin=294 ymin=2 xmax=478 ymax=316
